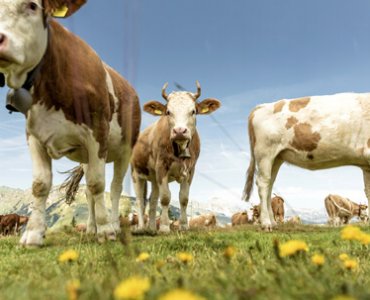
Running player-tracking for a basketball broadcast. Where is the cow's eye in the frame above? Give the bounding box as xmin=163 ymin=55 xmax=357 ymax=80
xmin=27 ymin=1 xmax=39 ymax=12
xmin=166 ymin=110 xmax=171 ymax=116
xmin=192 ymin=109 xmax=196 ymax=115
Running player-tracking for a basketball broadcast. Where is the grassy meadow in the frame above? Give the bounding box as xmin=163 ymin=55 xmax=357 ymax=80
xmin=0 ymin=224 xmax=369 ymax=300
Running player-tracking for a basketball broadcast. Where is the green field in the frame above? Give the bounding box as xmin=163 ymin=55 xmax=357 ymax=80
xmin=0 ymin=224 xmax=369 ymax=300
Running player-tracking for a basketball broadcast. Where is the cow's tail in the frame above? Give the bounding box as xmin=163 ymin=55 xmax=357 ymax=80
xmin=242 ymin=109 xmax=257 ymax=201
xmin=59 ymin=165 xmax=84 ymax=205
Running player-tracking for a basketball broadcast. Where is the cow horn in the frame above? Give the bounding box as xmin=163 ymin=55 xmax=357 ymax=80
xmin=162 ymin=82 xmax=169 ymax=101
xmin=193 ymin=80 xmax=201 ymax=101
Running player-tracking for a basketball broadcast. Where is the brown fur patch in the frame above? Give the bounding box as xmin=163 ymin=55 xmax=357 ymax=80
xmin=32 ymin=20 xmax=140 ymax=158
xmin=289 ymin=97 xmax=310 ymax=112
xmin=285 ymin=116 xmax=298 ymax=129
xmin=290 ymin=123 xmax=321 ymax=152
xmin=273 ymin=100 xmax=285 ymax=113
xmin=248 ymin=106 xmax=262 ymax=150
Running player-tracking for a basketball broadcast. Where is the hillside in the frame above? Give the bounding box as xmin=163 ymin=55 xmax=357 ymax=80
xmin=0 ymin=186 xmax=331 ymax=227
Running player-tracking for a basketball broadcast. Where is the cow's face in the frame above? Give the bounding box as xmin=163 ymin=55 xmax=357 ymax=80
xmin=359 ymin=204 xmax=368 ymax=222
xmin=0 ymin=0 xmax=85 ymax=88
xmin=144 ymin=82 xmax=221 ymax=157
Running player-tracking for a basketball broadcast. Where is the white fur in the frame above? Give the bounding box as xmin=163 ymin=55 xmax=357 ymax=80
xmin=0 ymin=0 xmax=48 ymax=88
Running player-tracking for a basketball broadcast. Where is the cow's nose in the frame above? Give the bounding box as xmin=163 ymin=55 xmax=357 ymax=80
xmin=0 ymin=33 xmax=7 ymax=48
xmin=173 ymin=127 xmax=187 ymax=135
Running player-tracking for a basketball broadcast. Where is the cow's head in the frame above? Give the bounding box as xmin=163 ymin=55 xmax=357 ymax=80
xmin=0 ymin=0 xmax=86 ymax=88
xmin=144 ymin=81 xmax=221 ymax=158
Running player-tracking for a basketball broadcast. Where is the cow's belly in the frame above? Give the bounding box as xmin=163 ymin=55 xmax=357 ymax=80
xmin=27 ymin=104 xmax=125 ymax=163
xmin=279 ymin=147 xmax=368 ymax=170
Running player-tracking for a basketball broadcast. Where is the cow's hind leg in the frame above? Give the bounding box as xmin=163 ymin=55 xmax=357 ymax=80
xmin=158 ymin=177 xmax=171 ymax=233
xmin=110 ymin=153 xmax=130 ymax=233
xmin=85 ymin=157 xmax=115 ymax=243
xmin=20 ymin=136 xmax=51 ymax=246
xmin=256 ymin=157 xmax=281 ymax=231
xmin=148 ymin=181 xmax=159 ymax=231
xmin=362 ymin=169 xmax=370 ymax=223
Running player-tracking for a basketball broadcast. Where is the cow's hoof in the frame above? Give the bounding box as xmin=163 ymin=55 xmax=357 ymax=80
xmin=261 ymin=223 xmax=273 ymax=232
xmin=159 ymin=224 xmax=170 ymax=233
xmin=97 ymin=224 xmax=116 ymax=243
xmin=179 ymin=224 xmax=189 ymax=231
xmin=20 ymin=230 xmax=44 ymax=247
xmin=86 ymin=223 xmax=97 ymax=235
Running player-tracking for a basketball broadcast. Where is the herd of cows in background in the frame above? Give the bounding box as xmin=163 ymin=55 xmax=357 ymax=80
xmin=1 ymin=1 xmax=370 ymax=245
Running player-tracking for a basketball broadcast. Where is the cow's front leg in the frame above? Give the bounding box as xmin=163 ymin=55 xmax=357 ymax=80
xmin=179 ymin=181 xmax=190 ymax=231
xmin=362 ymin=169 xmax=370 ymax=223
xmin=85 ymin=157 xmax=115 ymax=243
xmin=20 ymin=136 xmax=51 ymax=246
xmin=133 ymin=171 xmax=147 ymax=230
xmin=159 ymin=177 xmax=171 ymax=233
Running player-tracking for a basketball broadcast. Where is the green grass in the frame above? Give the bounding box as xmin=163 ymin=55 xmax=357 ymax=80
xmin=0 ymin=224 xmax=369 ymax=300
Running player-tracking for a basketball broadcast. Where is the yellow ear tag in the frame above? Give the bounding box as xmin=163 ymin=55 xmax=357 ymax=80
xmin=52 ymin=5 xmax=69 ymax=18
xmin=201 ymin=107 xmax=209 ymax=114
xmin=154 ymin=109 xmax=163 ymax=115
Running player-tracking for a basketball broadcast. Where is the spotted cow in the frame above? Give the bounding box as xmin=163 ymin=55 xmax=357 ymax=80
xmin=0 ymin=0 xmax=141 ymax=246
xmin=243 ymin=93 xmax=370 ymax=230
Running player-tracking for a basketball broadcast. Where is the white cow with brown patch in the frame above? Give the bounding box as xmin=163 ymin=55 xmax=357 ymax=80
xmin=131 ymin=82 xmax=221 ymax=232
xmin=325 ymin=194 xmax=368 ymax=226
xmin=243 ymin=94 xmax=370 ymax=230
xmin=0 ymin=0 xmax=141 ymax=246
xmin=189 ymin=213 xmax=217 ymax=229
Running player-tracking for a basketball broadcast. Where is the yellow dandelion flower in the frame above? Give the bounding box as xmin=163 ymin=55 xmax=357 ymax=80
xmin=331 ymin=295 xmax=356 ymax=300
xmin=343 ymin=259 xmax=358 ymax=270
xmin=136 ymin=252 xmax=150 ymax=262
xmin=114 ymin=276 xmax=150 ymax=300
xmin=159 ymin=288 xmax=205 ymax=300
xmin=358 ymin=232 xmax=370 ymax=245
xmin=279 ymin=240 xmax=309 ymax=257
xmin=311 ymin=254 xmax=325 ymax=266
xmin=339 ymin=253 xmax=349 ymax=261
xmin=340 ymin=225 xmax=363 ymax=241
xmin=223 ymin=246 xmax=236 ymax=259
xmin=66 ymin=279 xmax=80 ymax=300
xmin=58 ymin=249 xmax=79 ymax=263
xmin=176 ymin=252 xmax=193 ymax=264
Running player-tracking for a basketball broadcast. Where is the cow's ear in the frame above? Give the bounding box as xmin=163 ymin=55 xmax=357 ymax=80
xmin=0 ymin=73 xmax=5 ymax=87
xmin=44 ymin=0 xmax=87 ymax=18
xmin=196 ymin=98 xmax=221 ymax=115
xmin=143 ymin=101 xmax=166 ymax=116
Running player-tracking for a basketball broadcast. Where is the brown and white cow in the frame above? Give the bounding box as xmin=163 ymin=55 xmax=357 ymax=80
xmin=286 ymin=215 xmax=302 ymax=225
xmin=325 ymin=194 xmax=368 ymax=226
xmin=189 ymin=213 xmax=217 ymax=229
xmin=231 ymin=211 xmax=249 ymax=226
xmin=0 ymin=214 xmax=20 ymax=235
xmin=243 ymin=94 xmax=370 ymax=230
xmin=271 ymin=194 xmax=285 ymax=224
xmin=131 ymin=82 xmax=221 ymax=232
xmin=0 ymin=0 xmax=141 ymax=246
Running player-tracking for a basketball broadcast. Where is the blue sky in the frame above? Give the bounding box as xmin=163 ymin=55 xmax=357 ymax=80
xmin=1 ymin=0 xmax=370 ymax=210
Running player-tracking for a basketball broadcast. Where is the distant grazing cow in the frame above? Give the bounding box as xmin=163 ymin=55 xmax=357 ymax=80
xmin=286 ymin=216 xmax=302 ymax=225
xmin=0 ymin=214 xmax=20 ymax=235
xmin=0 ymin=0 xmax=141 ymax=246
xmin=231 ymin=212 xmax=249 ymax=226
xmin=243 ymin=94 xmax=370 ymax=231
xmin=75 ymin=224 xmax=87 ymax=232
xmin=271 ymin=194 xmax=285 ymax=224
xmin=325 ymin=194 xmax=368 ymax=226
xmin=119 ymin=213 xmax=149 ymax=229
xmin=189 ymin=214 xmax=217 ymax=229
xmin=251 ymin=205 xmax=261 ymax=225
xmin=131 ymin=82 xmax=221 ymax=232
